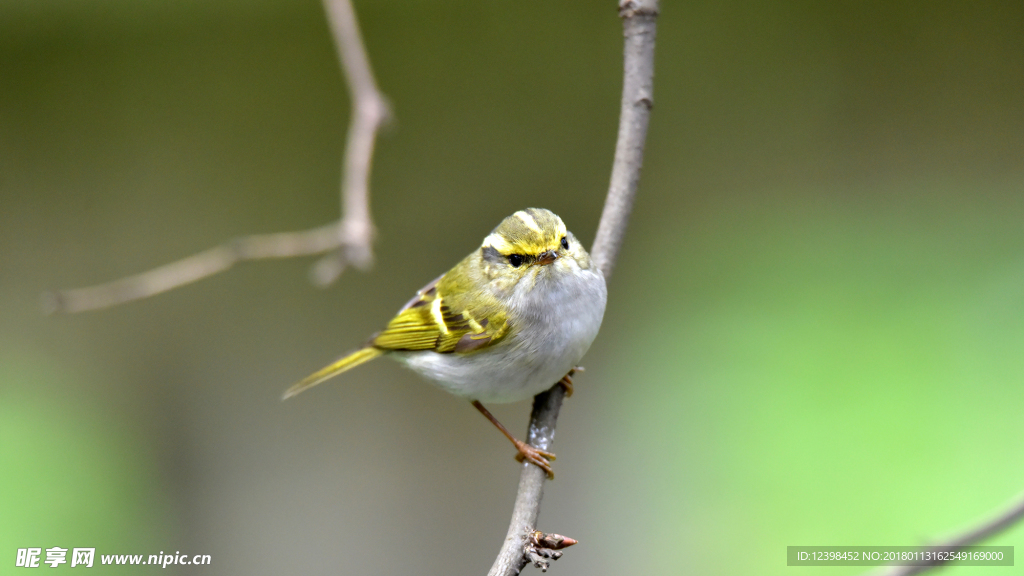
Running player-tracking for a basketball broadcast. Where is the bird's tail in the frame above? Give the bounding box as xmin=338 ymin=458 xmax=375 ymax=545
xmin=282 ymin=347 xmax=384 ymax=400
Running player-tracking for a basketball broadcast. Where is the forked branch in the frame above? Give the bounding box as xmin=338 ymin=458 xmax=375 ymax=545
xmin=42 ymin=0 xmax=389 ymax=314
xmin=487 ymin=1 xmax=659 ymax=574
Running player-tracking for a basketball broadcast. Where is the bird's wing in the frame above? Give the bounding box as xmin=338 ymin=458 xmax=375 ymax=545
xmin=371 ymin=272 xmax=510 ymax=354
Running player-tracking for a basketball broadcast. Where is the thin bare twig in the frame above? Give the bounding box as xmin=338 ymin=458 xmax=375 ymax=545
xmin=876 ymin=491 xmax=1024 ymax=576
xmin=590 ymin=0 xmax=658 ymax=281
xmin=42 ymin=0 xmax=389 ymax=314
xmin=314 ymin=0 xmax=391 ymax=284
xmin=41 ymin=225 xmax=343 ymax=314
xmin=487 ymin=1 xmax=658 ymax=574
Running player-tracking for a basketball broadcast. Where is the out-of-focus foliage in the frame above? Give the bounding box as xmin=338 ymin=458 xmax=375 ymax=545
xmin=1 ymin=356 xmax=173 ymax=574
xmin=1 ymin=1 xmax=1021 ymax=574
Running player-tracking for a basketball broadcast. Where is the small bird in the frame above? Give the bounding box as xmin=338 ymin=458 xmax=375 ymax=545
xmin=284 ymin=208 xmax=607 ymax=478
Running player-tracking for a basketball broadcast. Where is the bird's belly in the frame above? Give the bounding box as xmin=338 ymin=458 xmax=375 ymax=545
xmin=394 ymin=270 xmax=606 ymax=403
xmin=396 ymin=346 xmax=567 ymax=403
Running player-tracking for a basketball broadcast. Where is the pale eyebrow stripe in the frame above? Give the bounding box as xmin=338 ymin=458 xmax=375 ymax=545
xmin=482 ymin=233 xmax=515 ymax=254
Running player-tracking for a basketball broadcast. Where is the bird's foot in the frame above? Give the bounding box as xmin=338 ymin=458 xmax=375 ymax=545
xmin=513 ymin=440 xmax=556 ymax=479
xmin=558 ymin=366 xmax=583 ymax=397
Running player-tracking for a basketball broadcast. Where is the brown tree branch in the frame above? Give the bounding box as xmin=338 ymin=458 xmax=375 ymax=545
xmin=42 ymin=0 xmax=389 ymax=314
xmin=876 ymin=491 xmax=1024 ymax=576
xmin=487 ymin=1 xmax=658 ymax=574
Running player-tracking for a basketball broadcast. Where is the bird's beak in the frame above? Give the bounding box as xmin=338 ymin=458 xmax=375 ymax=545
xmin=537 ymin=250 xmax=558 ymax=266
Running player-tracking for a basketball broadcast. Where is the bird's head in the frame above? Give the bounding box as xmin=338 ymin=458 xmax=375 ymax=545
xmin=478 ymin=208 xmax=592 ymax=290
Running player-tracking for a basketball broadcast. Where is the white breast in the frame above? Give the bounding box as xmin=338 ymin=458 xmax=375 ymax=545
xmin=394 ymin=264 xmax=607 ymax=403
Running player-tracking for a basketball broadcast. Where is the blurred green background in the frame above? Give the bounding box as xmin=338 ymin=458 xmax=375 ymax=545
xmin=2 ymin=1 xmax=1022 ymax=574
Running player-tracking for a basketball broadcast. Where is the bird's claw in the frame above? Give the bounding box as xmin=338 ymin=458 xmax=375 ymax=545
xmin=558 ymin=374 xmax=574 ymax=397
xmin=514 ymin=440 xmax=556 ymax=479
xmin=558 ymin=366 xmax=582 ymax=397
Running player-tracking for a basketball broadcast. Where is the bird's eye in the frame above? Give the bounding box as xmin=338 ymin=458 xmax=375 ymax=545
xmin=560 ymin=236 xmax=569 ymax=250
xmin=508 ymin=254 xmax=524 ymax=267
